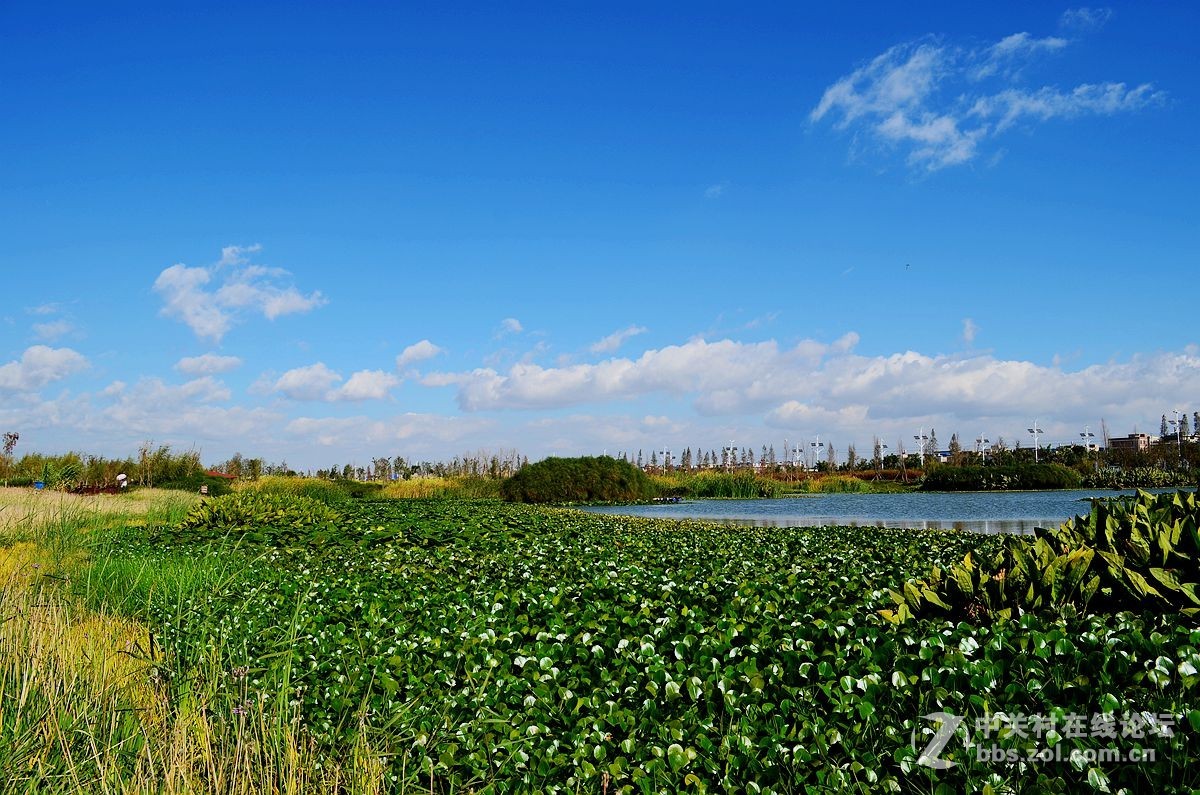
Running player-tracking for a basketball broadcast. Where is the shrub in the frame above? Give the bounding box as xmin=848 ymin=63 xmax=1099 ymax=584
xmin=921 ymin=463 xmax=1082 ymax=491
xmin=502 ymin=456 xmax=656 ymax=503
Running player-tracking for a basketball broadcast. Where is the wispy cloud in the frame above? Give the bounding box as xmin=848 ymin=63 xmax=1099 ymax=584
xmin=153 ymin=245 xmax=326 ymax=342
xmin=811 ymin=25 xmax=1164 ymax=170
xmin=588 ymin=325 xmax=648 ymax=355
xmin=498 ymin=317 xmax=523 ymax=336
xmin=396 ymin=339 xmax=445 ymax=368
xmin=33 ymin=319 xmax=75 ymax=342
xmin=175 ymin=353 xmax=243 ymax=376
xmin=1060 ymin=7 xmax=1112 ymax=32
xmin=704 ymin=183 xmax=726 ymax=199
xmin=962 ymin=318 xmax=979 ymax=345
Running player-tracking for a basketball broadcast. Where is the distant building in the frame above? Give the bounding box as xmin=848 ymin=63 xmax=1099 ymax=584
xmin=1106 ymin=433 xmax=1158 ymax=453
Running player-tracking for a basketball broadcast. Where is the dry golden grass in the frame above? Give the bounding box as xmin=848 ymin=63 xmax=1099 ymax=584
xmin=0 ymin=488 xmax=391 ymax=794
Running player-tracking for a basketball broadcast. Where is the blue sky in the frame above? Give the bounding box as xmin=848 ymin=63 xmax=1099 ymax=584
xmin=2 ymin=2 xmax=1197 ymax=468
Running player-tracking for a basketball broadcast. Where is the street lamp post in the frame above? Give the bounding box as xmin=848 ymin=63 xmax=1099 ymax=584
xmin=810 ymin=435 xmax=824 ymax=471
xmin=913 ymin=429 xmax=929 ymax=467
xmin=976 ymin=434 xmax=990 ymax=464
xmin=1080 ymin=425 xmax=1096 ymax=472
xmin=1172 ymin=410 xmax=1183 ymax=460
xmin=1027 ymin=421 xmax=1045 ymax=463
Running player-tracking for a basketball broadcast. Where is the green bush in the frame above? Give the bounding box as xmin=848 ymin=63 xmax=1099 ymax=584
xmin=502 ymin=456 xmax=657 ymax=503
xmin=921 ymin=462 xmax=1082 ymax=491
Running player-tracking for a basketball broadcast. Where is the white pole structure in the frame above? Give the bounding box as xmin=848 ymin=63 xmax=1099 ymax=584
xmin=1172 ymin=410 xmax=1183 ymax=459
xmin=913 ymin=429 xmax=929 ymax=467
xmin=976 ymin=434 xmax=990 ymax=464
xmin=724 ymin=439 xmax=736 ymax=471
xmin=1027 ymin=420 xmax=1044 ymax=463
xmin=809 ymin=435 xmax=824 ymax=471
xmin=1080 ymin=425 xmax=1096 ymax=471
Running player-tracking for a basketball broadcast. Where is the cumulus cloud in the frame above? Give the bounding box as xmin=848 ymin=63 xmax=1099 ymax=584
xmin=396 ymin=340 xmax=445 ymax=368
xmin=588 ymin=325 xmax=648 ymax=355
xmin=499 ymin=317 xmax=523 ymax=335
xmin=175 ymin=353 xmax=243 ymax=376
xmin=811 ymin=26 xmax=1164 ymax=170
xmin=420 ymin=331 xmax=1200 ymax=449
xmin=273 ymin=363 xmax=343 ymax=401
xmin=153 ymin=245 xmax=326 ymax=342
xmin=0 ymin=345 xmax=89 ymax=392
xmin=273 ymin=363 xmax=398 ymax=402
xmin=336 ymin=370 xmax=400 ymax=401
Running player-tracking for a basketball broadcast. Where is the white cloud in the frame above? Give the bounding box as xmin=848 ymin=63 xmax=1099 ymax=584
xmin=334 ymin=370 xmax=399 ymax=401
xmin=396 ymin=340 xmax=445 ymax=368
xmin=424 ymin=336 xmax=839 ymax=412
xmin=175 ymin=353 xmax=243 ymax=376
xmin=153 ymin=246 xmax=326 ymax=342
xmin=1060 ymin=7 xmax=1112 ymax=32
xmin=970 ymin=82 xmax=1165 ymax=133
xmin=272 ymin=363 xmax=397 ymax=402
xmin=962 ymin=318 xmax=979 ymax=345
xmin=588 ymin=325 xmax=648 ymax=355
xmin=0 ymin=345 xmax=89 ymax=392
xmin=32 ymin=320 xmax=75 ymax=341
xmin=811 ymin=28 xmax=1163 ymax=170
xmin=273 ymin=363 xmax=342 ymax=401
xmin=499 ymin=317 xmax=523 ymax=335
xmin=284 ymin=413 xmax=493 ymax=452
xmin=704 ymin=183 xmax=726 ymax=199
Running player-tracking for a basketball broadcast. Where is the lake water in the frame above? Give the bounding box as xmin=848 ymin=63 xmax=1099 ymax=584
xmin=579 ymin=489 xmax=1184 ymax=533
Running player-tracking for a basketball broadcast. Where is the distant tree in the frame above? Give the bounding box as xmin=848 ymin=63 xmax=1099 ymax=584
xmin=873 ymin=437 xmax=883 ymax=471
xmin=826 ymin=442 xmax=836 ymax=470
xmin=846 ymin=444 xmax=857 ymax=471
xmin=948 ymin=433 xmax=963 ymax=465
xmin=1181 ymin=413 xmax=1191 ymax=438
xmin=1162 ymin=414 xmax=1170 ymax=437
xmin=650 ymin=451 xmax=658 ymax=469
xmin=247 ymin=458 xmax=263 ymax=481
xmin=1194 ymin=412 xmax=1200 ymax=439
xmin=767 ymin=445 xmax=777 ymax=466
xmin=636 ymin=450 xmax=643 ymax=468
xmin=928 ymin=429 xmax=939 ymax=458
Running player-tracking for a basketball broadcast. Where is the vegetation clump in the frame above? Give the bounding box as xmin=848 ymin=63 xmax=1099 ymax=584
xmin=921 ymin=462 xmax=1083 ymax=491
xmin=653 ymin=470 xmax=784 ymax=499
xmin=887 ymin=489 xmax=1200 ymax=623
xmin=172 ymin=492 xmax=341 ymax=543
xmin=501 ymin=455 xmax=656 ymax=503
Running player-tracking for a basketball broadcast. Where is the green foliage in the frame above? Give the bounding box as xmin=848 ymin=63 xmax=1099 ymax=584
xmin=170 ymin=492 xmax=341 ymax=544
xmin=1083 ymin=466 xmax=1193 ymax=489
xmin=887 ymin=489 xmax=1200 ymax=624
xmin=239 ymin=475 xmax=353 ymax=505
xmin=502 ymin=455 xmax=657 ymax=503
xmin=87 ymin=499 xmax=1200 ymax=793
xmin=655 ymin=470 xmax=784 ymax=499
xmin=155 ymin=472 xmax=235 ymax=496
xmin=921 ymin=462 xmax=1083 ymax=491
xmin=795 ymin=475 xmax=874 ymax=493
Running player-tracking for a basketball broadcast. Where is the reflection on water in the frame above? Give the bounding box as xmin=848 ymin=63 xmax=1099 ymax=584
xmin=579 ymin=489 xmax=1187 ymax=533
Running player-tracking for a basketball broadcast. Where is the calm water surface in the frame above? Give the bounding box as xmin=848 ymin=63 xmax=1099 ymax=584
xmin=579 ymin=489 xmax=1185 ymax=533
